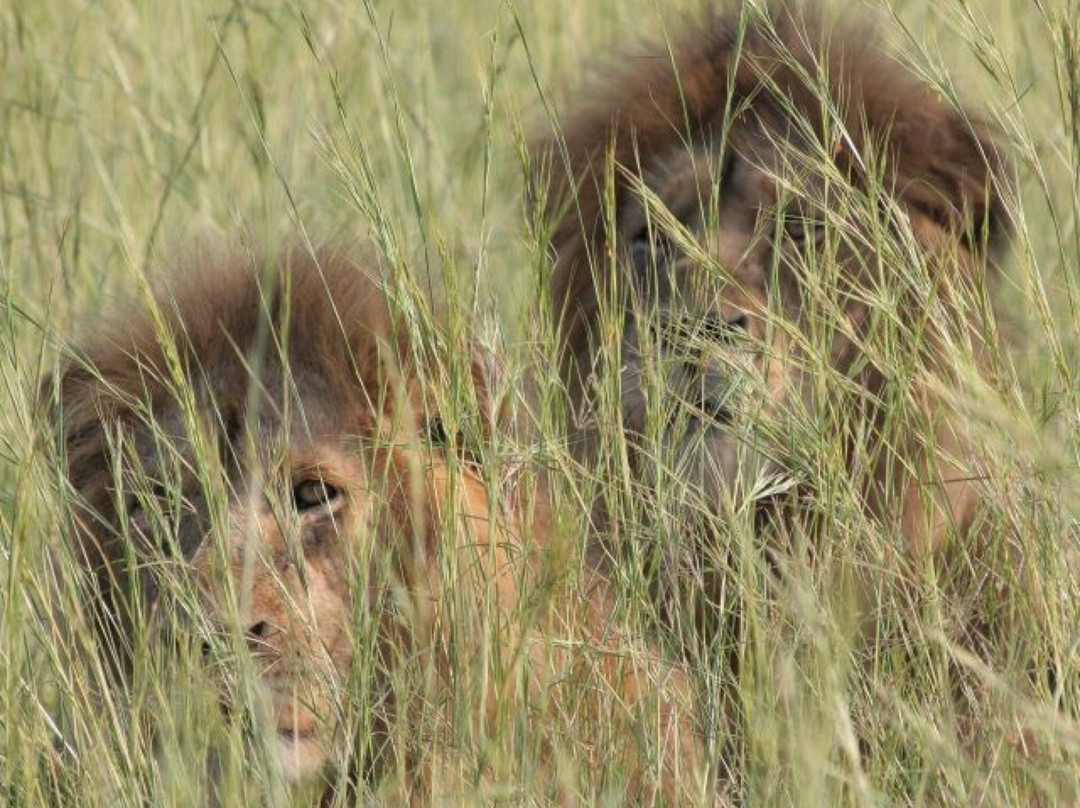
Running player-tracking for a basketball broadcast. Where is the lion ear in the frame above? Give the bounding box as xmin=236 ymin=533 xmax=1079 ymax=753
xmin=889 ymin=104 xmax=1011 ymax=257
xmin=39 ymin=357 xmax=128 ymax=583
xmin=468 ymin=343 xmax=510 ymax=439
xmin=40 ymin=360 xmax=109 ymax=501
xmin=425 ymin=342 xmax=511 ymax=465
xmin=38 ymin=359 xmax=91 ymax=467
xmin=37 ymin=370 xmax=56 ymax=420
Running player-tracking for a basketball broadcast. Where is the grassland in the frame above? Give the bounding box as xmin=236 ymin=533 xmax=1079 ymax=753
xmin=2 ymin=0 xmax=1079 ymax=805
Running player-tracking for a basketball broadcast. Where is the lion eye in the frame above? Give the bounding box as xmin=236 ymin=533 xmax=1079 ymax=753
xmin=427 ymin=417 xmax=450 ymax=446
xmin=629 ymin=231 xmax=676 ymax=273
xmin=293 ymin=479 xmax=342 ymax=512
xmin=784 ymin=214 xmax=825 ymax=247
xmin=127 ymin=480 xmax=170 ymax=519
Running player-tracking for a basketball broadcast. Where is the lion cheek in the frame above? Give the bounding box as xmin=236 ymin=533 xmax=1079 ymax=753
xmin=261 ymin=673 xmax=344 ymax=783
xmin=275 ymin=727 xmax=332 ymax=782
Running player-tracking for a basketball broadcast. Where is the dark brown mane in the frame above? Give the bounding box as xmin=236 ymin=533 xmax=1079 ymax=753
xmin=56 ymin=249 xmax=398 ymax=415
xmin=532 ymin=3 xmax=1010 ymax=370
xmin=44 ymin=250 xmax=410 ymax=624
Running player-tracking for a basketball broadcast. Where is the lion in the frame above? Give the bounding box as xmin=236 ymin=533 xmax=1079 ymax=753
xmin=531 ymin=3 xmax=1010 ymax=579
xmin=44 ymin=249 xmax=712 ymax=803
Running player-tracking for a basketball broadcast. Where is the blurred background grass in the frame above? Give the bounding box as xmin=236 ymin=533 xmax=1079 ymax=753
xmin=2 ymin=0 xmax=1079 ymax=805
xmin=0 ymin=0 xmax=1074 ymax=330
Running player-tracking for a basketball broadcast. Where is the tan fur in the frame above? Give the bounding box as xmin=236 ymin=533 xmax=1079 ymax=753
xmin=47 ymin=250 xmax=711 ymax=803
xmin=531 ymin=3 xmax=1009 ymax=560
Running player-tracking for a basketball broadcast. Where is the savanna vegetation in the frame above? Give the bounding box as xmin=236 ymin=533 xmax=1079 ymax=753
xmin=2 ymin=0 xmax=1079 ymax=805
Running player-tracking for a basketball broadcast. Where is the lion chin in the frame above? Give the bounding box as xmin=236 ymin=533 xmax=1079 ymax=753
xmin=271 ymin=699 xmax=331 ymax=781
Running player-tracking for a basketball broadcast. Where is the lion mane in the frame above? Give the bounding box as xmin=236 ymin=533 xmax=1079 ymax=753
xmin=46 ymin=250 xmax=710 ymax=803
xmin=532 ymin=2 xmax=1011 ymax=557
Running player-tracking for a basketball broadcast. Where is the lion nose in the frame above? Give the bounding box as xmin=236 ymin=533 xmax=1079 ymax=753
xmin=701 ymin=396 xmax=733 ymax=424
xmin=247 ymin=620 xmax=272 ymax=645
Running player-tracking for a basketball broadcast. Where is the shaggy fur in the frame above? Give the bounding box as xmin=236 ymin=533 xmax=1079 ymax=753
xmin=46 ymin=250 xmax=710 ymax=803
xmin=531 ymin=2 xmax=1010 ymax=557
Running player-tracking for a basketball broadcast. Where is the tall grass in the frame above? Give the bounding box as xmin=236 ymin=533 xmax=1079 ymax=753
xmin=2 ymin=0 xmax=1079 ymax=805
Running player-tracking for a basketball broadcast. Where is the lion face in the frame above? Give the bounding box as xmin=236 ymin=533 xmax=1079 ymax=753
xmin=177 ymin=436 xmax=367 ymax=781
xmin=126 ymin=415 xmax=491 ymax=781
xmin=616 ymin=131 xmax=886 ymax=503
xmin=538 ymin=8 xmax=1008 ymax=518
xmin=51 ymin=253 xmax=508 ymax=784
xmin=615 ymin=140 xmax=799 ymax=502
